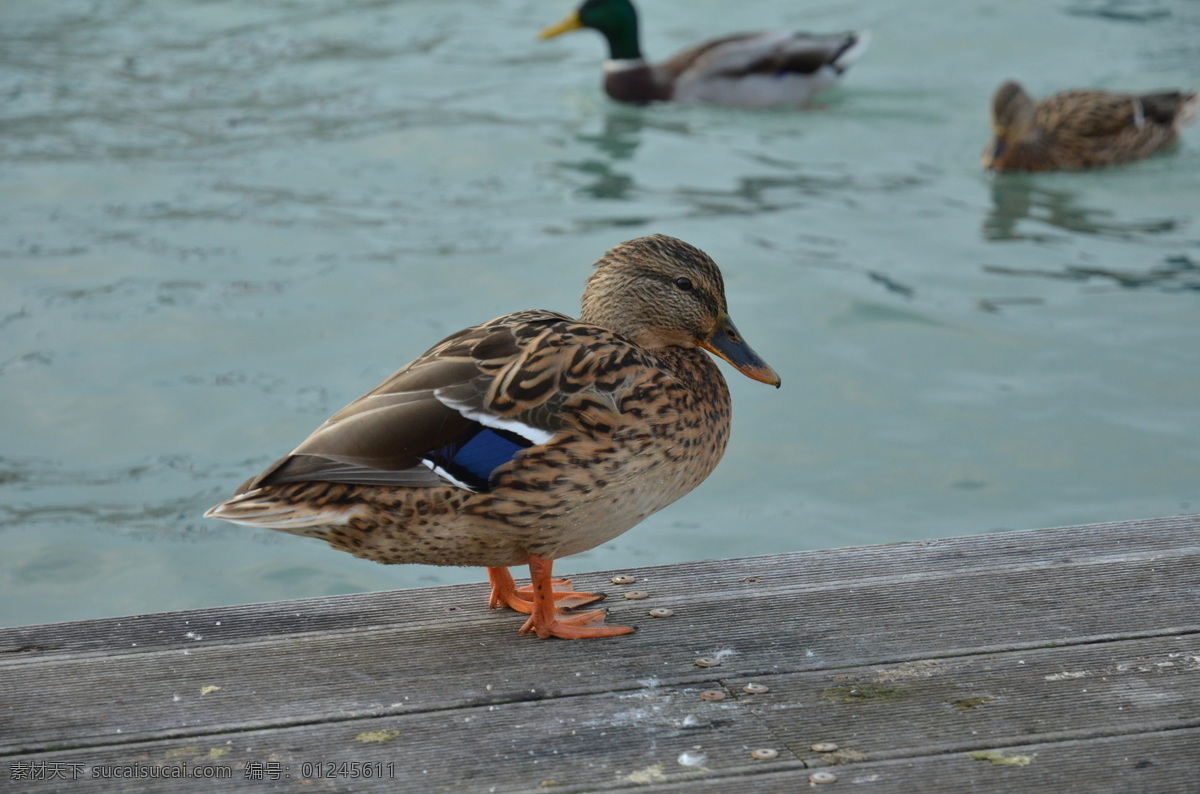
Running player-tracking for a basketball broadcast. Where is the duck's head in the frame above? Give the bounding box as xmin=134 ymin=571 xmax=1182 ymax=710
xmin=540 ymin=0 xmax=644 ymax=61
xmin=984 ymin=81 xmax=1038 ymax=169
xmin=581 ymin=235 xmax=781 ymax=387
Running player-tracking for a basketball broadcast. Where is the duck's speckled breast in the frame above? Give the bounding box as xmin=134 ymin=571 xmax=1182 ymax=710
xmin=461 ymin=345 xmax=732 ymax=562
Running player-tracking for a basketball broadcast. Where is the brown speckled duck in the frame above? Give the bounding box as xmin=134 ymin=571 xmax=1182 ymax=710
xmin=539 ymin=0 xmax=869 ymax=108
xmin=206 ymin=235 xmax=780 ymax=639
xmin=983 ymin=80 xmax=1198 ymax=172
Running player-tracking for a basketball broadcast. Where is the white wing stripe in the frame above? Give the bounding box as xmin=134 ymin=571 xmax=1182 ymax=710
xmin=434 ymin=390 xmax=557 ymax=446
xmin=420 ymin=459 xmax=480 ymax=492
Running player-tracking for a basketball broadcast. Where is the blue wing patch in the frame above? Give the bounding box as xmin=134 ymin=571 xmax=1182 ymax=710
xmin=424 ymin=425 xmax=533 ymax=492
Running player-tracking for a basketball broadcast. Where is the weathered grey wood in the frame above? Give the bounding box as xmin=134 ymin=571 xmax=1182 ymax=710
xmin=2 ymin=512 xmax=1194 ymax=660
xmin=629 ymin=728 xmax=1200 ymax=794
xmin=2 ymin=681 xmax=787 ymax=793
xmin=3 ymin=641 xmax=1197 ymax=793
xmin=724 ymin=634 xmax=1200 ymax=762
xmin=2 ymin=528 xmax=1195 ymax=755
xmin=0 ymin=514 xmax=1197 ymax=792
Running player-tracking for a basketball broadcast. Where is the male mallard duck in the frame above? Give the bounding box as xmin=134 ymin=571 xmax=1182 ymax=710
xmin=206 ymin=235 xmax=780 ymax=639
xmin=983 ymin=80 xmax=1198 ymax=172
xmin=539 ymin=0 xmax=869 ymax=108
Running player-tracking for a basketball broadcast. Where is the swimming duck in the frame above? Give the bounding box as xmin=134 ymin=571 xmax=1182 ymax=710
xmin=539 ymin=0 xmax=869 ymax=108
xmin=206 ymin=235 xmax=780 ymax=639
xmin=984 ymin=80 xmax=1198 ymax=172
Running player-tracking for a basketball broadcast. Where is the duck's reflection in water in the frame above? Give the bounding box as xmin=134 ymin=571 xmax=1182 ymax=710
xmin=985 ymin=255 xmax=1200 ymax=293
xmin=559 ymin=109 xmax=663 ymax=201
xmin=983 ymin=175 xmax=1178 ymax=242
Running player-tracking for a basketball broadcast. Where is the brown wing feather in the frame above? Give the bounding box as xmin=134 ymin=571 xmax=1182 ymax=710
xmin=1039 ymin=91 xmax=1143 ymax=138
xmin=240 ymin=309 xmax=651 ymax=494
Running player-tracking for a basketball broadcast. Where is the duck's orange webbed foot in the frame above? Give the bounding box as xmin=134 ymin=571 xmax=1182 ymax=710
xmin=514 ymin=556 xmax=635 ymax=640
xmin=518 ymin=607 xmax=636 ymax=640
xmin=486 ymin=566 xmax=606 ymax=614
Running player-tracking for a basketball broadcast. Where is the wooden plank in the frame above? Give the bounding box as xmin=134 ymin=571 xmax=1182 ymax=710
xmin=3 ymin=639 xmax=1196 ymax=793
xmin=2 ymin=681 xmax=787 ymax=793
xmin=722 ymin=634 xmax=1200 ymax=762
xmin=626 ymin=728 xmax=1200 ymax=794
xmin=2 ymin=531 xmax=1196 ymax=755
xmin=2 ymin=513 xmax=1195 ymax=661
xmin=1 ymin=515 xmax=1197 ymax=793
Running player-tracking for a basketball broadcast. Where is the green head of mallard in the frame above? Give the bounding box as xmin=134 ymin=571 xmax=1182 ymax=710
xmin=540 ymin=0 xmax=644 ymax=61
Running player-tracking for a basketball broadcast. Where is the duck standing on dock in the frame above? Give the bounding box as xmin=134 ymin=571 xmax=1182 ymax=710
xmin=539 ymin=0 xmax=869 ymax=108
xmin=983 ymin=80 xmax=1198 ymax=172
xmin=206 ymin=235 xmax=780 ymax=639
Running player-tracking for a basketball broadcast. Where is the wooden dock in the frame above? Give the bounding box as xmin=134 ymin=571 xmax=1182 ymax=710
xmin=2 ymin=514 xmax=1198 ymax=792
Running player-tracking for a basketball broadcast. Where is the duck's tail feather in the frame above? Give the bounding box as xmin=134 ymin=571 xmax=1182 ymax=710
xmin=205 ymin=487 xmax=359 ymax=533
xmin=832 ymin=30 xmax=871 ymax=72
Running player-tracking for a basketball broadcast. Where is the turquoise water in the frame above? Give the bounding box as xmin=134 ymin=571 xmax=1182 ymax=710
xmin=2 ymin=0 xmax=1198 ymax=628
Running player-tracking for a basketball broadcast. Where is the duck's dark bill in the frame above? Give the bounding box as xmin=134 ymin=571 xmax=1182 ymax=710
xmin=987 ymin=133 xmax=1007 ymax=166
xmin=701 ymin=316 xmax=781 ymax=388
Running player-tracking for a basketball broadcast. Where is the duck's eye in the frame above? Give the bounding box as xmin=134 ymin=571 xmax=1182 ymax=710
xmin=674 ymin=277 xmax=693 ymax=291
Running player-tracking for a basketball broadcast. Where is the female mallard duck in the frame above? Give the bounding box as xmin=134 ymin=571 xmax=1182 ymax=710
xmin=206 ymin=235 xmax=780 ymax=639
xmin=539 ymin=0 xmax=869 ymax=108
xmin=984 ymin=80 xmax=1198 ymax=172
